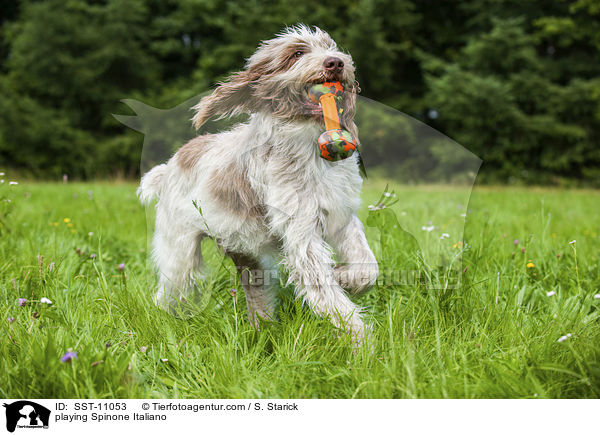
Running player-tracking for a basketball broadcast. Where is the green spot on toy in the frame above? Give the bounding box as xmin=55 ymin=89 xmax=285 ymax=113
xmin=308 ymin=81 xmax=358 ymax=162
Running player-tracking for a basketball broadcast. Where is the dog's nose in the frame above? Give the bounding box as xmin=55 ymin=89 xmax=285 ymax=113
xmin=323 ymin=57 xmax=344 ymax=72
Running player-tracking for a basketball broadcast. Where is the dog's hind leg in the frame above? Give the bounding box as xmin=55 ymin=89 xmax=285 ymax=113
xmin=152 ymin=223 xmax=205 ymax=313
xmin=228 ymin=252 xmax=279 ymax=329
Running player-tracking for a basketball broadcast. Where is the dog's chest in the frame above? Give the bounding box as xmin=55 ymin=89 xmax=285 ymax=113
xmin=312 ymin=159 xmax=362 ymax=233
xmin=263 ymin=120 xmax=362 ymax=232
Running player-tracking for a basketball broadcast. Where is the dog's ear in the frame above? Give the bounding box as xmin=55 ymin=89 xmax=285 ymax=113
xmin=192 ymin=70 xmax=256 ymax=129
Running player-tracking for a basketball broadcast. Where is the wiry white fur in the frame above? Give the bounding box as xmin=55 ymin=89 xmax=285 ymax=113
xmin=139 ymin=25 xmax=378 ymax=344
xmin=137 ymin=164 xmax=167 ymax=206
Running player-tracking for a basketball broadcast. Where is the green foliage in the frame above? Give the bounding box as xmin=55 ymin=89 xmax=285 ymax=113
xmin=1 ymin=180 xmax=600 ymax=398
xmin=424 ymin=13 xmax=600 ymax=183
xmin=0 ymin=0 xmax=155 ymax=178
xmin=0 ymin=0 xmax=599 ymax=183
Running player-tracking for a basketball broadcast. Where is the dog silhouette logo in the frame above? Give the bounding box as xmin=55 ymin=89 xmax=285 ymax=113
xmin=3 ymin=401 xmax=50 ymax=432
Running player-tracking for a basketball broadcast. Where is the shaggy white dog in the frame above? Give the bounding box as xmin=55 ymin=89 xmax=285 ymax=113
xmin=138 ymin=25 xmax=378 ymax=343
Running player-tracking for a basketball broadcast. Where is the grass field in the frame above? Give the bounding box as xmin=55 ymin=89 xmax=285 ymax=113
xmin=1 ymin=178 xmax=599 ymax=398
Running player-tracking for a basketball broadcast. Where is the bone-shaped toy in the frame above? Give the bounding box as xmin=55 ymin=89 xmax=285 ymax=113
xmin=308 ymin=82 xmax=357 ymax=161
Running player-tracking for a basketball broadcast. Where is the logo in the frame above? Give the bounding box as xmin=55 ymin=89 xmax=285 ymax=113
xmin=3 ymin=401 xmax=50 ymax=432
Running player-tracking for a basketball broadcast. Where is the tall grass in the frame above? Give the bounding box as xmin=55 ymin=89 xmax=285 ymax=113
xmin=1 ymin=179 xmax=599 ymax=398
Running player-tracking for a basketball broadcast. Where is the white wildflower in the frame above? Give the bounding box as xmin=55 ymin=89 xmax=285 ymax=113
xmin=569 ymin=240 xmax=576 ymax=244
xmin=9 ymin=181 xmax=18 ymax=185
xmin=546 ymin=291 xmax=555 ymax=297
xmin=557 ymin=335 xmax=568 ymax=343
xmin=594 ymin=294 xmax=600 ymax=299
xmin=421 ymin=225 xmax=435 ymax=232
xmin=440 ymin=233 xmax=450 ymax=239
xmin=40 ymin=297 xmax=53 ymax=304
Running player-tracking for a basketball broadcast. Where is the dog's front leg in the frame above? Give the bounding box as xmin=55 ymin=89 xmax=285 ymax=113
xmin=270 ymin=197 xmax=367 ymax=343
xmin=330 ymin=215 xmax=379 ymax=295
xmin=288 ymin=233 xmax=367 ymax=343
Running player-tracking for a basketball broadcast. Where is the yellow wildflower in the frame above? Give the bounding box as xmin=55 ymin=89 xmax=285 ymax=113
xmin=63 ymin=218 xmax=71 ymax=223
xmin=526 ymin=262 xmax=535 ymax=268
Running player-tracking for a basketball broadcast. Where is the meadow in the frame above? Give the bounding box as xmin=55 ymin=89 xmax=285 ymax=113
xmin=1 ymin=178 xmax=599 ymax=398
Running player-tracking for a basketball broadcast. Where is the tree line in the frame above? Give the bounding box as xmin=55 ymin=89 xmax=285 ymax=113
xmin=0 ymin=0 xmax=598 ymax=184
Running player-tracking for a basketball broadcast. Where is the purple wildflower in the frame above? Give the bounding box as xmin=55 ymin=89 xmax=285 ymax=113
xmin=60 ymin=351 xmax=78 ymax=363
xmin=118 ymin=263 xmax=125 ymax=271
xmin=8 ymin=317 xmax=15 ymax=324
xmin=18 ymin=298 xmax=27 ymax=307
xmin=230 ymin=288 xmax=237 ymax=297
xmin=513 ymin=239 xmax=519 ymax=245
xmin=90 ymin=253 xmax=96 ymax=259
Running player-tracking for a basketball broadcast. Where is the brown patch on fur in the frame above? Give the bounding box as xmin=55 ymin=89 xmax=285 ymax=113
xmin=206 ymin=162 xmax=264 ymax=218
xmin=176 ymin=135 xmax=214 ymax=170
xmin=271 ymin=43 xmax=307 ymax=74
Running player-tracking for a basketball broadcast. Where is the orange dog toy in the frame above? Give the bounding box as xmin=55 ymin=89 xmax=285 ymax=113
xmin=308 ymin=82 xmax=357 ymax=161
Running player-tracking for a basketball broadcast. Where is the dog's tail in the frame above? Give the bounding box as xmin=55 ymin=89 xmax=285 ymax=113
xmin=137 ymin=164 xmax=167 ymax=206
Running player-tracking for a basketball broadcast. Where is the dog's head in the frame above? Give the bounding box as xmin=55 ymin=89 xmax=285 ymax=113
xmin=192 ymin=25 xmax=358 ymax=130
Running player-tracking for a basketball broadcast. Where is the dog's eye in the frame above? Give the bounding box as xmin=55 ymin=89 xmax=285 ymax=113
xmin=294 ymin=50 xmax=304 ymax=58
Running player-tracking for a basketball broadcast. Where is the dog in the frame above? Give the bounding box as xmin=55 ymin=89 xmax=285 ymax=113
xmin=138 ymin=25 xmax=378 ymax=344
